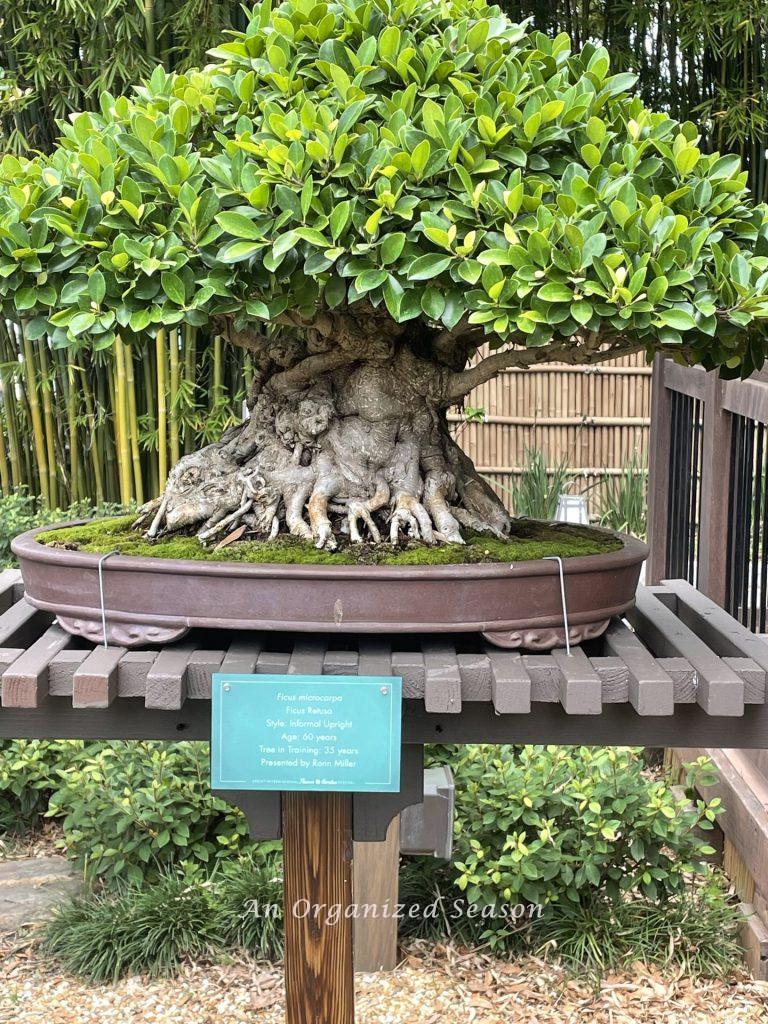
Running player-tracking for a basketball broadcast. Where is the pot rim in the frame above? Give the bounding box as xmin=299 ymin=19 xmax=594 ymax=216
xmin=11 ymin=519 xmax=649 ymax=581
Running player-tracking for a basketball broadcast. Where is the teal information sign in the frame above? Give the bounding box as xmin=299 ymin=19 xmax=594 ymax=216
xmin=211 ymin=674 xmax=402 ymax=792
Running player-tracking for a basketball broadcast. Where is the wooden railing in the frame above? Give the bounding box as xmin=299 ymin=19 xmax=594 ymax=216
xmin=647 ymin=355 xmax=768 ymax=631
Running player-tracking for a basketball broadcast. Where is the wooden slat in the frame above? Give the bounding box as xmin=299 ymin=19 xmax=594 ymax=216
xmin=421 ymin=642 xmax=461 ymax=713
xmin=483 ymin=648 xmax=531 ymax=714
xmin=603 ymin=618 xmax=674 ymax=715
xmin=289 ymin=639 xmax=326 ymax=675
xmin=257 ymin=650 xmax=291 ymax=674
xmin=551 ymin=648 xmax=602 ymax=714
xmin=357 ymin=640 xmax=391 ymax=679
xmin=1 ymin=624 xmax=71 ymax=707
xmin=219 ymin=640 xmax=261 ymax=676
xmin=663 ymin=579 xmax=768 ymax=702
xmin=589 ymin=656 xmax=629 ymax=702
xmin=117 ymin=651 xmax=157 ymax=696
xmin=186 ymin=650 xmax=224 ymax=699
xmin=0 ymin=570 xmax=22 ymax=615
xmin=72 ymin=646 xmax=125 ymax=708
xmin=323 ymin=650 xmax=359 ymax=676
xmin=457 ymin=653 xmax=493 ymax=701
xmin=522 ymin=654 xmax=561 ymax=702
xmin=724 ymin=658 xmax=767 ymax=704
xmin=48 ymin=649 xmax=89 ymax=696
xmin=0 ymin=598 xmax=50 ymax=649
xmin=657 ymin=656 xmax=697 ymax=702
xmin=0 ymin=647 xmax=23 ymax=674
xmin=390 ymin=651 xmax=425 ymax=699
xmin=144 ymin=643 xmax=195 ymax=710
xmin=628 ymin=587 xmax=745 ymax=716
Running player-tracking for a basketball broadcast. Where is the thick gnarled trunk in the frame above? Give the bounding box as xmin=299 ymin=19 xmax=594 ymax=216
xmin=135 ymin=322 xmax=512 ymax=550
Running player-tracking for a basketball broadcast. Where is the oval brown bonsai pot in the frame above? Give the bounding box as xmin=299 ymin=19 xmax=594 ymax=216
xmin=12 ymin=522 xmax=648 ymax=651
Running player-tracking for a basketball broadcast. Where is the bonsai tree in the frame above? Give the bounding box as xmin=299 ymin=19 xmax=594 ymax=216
xmin=2 ymin=0 xmax=768 ymax=550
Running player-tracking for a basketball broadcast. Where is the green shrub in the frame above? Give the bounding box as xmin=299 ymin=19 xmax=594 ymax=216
xmin=46 ymin=741 xmax=251 ymax=885
xmin=0 ymin=492 xmax=128 ymax=567
xmin=449 ymin=745 xmax=720 ymax=909
xmin=399 ymin=859 xmax=742 ymax=976
xmin=0 ymin=739 xmax=91 ymax=832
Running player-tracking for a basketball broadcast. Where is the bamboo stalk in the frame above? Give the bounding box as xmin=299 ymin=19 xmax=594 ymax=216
xmin=142 ymin=351 xmax=159 ymax=497
xmin=123 ymin=340 xmax=145 ymax=506
xmin=20 ymin=324 xmax=50 ymax=507
xmin=156 ymin=328 xmax=168 ymax=487
xmin=183 ymin=324 xmax=197 ymax=454
xmin=80 ymin=362 xmax=105 ymax=505
xmin=37 ymin=338 xmax=58 ymax=507
xmin=64 ymin=359 xmax=80 ymax=504
xmin=169 ymin=326 xmax=180 ymax=467
xmin=113 ymin=337 xmax=133 ymax=505
xmin=0 ymin=387 xmax=10 ymax=495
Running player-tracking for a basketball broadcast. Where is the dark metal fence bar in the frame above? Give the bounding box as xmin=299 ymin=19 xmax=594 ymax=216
xmin=648 ymin=356 xmax=768 ymax=631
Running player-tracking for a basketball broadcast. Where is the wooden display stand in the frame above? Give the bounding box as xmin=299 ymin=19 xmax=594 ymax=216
xmin=2 ymin=569 xmax=768 ymax=1023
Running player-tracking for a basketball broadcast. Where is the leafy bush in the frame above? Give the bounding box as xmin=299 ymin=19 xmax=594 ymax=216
xmin=399 ymin=859 xmax=742 ymax=976
xmin=448 ymin=745 xmax=720 ymax=910
xmin=0 ymin=492 xmax=127 ymax=566
xmin=0 ymin=739 xmax=92 ymax=832
xmin=46 ymin=741 xmax=251 ymax=885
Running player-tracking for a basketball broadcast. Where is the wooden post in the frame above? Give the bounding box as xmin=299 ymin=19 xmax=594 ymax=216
xmin=646 ymin=354 xmax=672 ymax=584
xmin=283 ymin=792 xmax=355 ymax=1024
xmin=697 ymin=372 xmax=733 ymax=606
xmin=353 ymin=815 xmax=400 ymax=972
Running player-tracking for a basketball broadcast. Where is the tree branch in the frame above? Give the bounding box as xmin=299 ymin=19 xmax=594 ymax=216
xmin=270 ymin=350 xmax=351 ymax=393
xmin=442 ymin=333 xmax=649 ymax=405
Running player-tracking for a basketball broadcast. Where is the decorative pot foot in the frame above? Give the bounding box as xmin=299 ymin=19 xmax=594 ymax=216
xmin=56 ymin=615 xmax=190 ymax=648
xmin=482 ymin=619 xmax=611 ymax=651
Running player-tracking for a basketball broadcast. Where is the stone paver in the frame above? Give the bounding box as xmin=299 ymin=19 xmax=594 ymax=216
xmin=0 ymin=856 xmax=80 ymax=932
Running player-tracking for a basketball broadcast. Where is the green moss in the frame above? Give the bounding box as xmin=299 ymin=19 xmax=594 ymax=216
xmin=37 ymin=515 xmax=622 ymax=565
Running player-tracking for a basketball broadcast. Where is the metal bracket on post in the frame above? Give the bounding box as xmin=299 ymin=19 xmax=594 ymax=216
xmin=353 ymin=744 xmax=424 ymax=842
xmin=213 ymin=790 xmax=283 ymax=840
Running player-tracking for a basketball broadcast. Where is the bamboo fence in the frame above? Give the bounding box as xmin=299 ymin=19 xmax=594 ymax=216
xmin=451 ymin=351 xmax=651 ymax=515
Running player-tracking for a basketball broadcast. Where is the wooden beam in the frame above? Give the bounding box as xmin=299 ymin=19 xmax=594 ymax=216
xmin=483 ymin=648 xmax=531 ymax=713
xmin=422 ymin=642 xmax=461 ymax=713
xmin=603 ymin=619 xmax=674 ymax=715
xmin=663 ymin=579 xmax=768 ymax=701
xmin=283 ymin=793 xmax=354 ymax=1024
xmin=144 ymin=643 xmax=195 ymax=709
xmin=697 ymin=373 xmax=733 ymax=605
xmin=646 ymin=355 xmax=673 ymax=584
xmin=1 ymin=624 xmax=71 ymax=708
xmin=551 ymin=648 xmax=602 ymax=714
xmin=353 ymin=816 xmax=399 ymax=973
xmin=72 ymin=646 xmax=125 ymax=708
xmin=627 ymin=587 xmax=745 ymax=716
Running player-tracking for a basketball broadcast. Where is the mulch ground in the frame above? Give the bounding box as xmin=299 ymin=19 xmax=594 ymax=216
xmin=1 ymin=938 xmax=766 ymax=1024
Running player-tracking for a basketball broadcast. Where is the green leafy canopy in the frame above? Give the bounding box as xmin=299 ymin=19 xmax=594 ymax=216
xmin=2 ymin=0 xmax=768 ymax=374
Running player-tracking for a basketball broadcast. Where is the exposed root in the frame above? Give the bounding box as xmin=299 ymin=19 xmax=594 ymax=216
xmin=136 ymin=340 xmax=512 ymax=551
